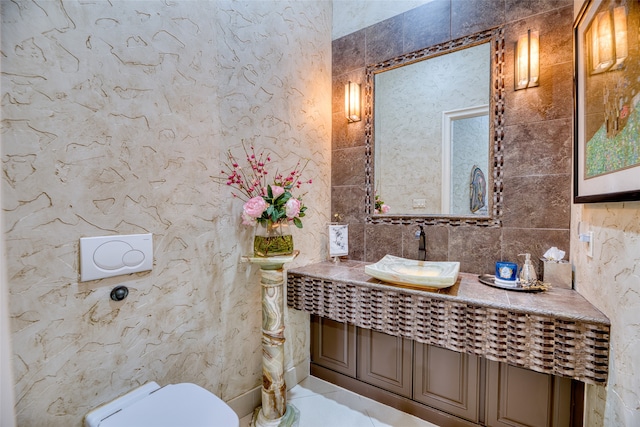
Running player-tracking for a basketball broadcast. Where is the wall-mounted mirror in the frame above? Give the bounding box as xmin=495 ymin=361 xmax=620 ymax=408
xmin=365 ymin=28 xmax=504 ymax=226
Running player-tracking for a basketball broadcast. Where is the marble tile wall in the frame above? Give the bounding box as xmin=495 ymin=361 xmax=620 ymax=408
xmin=331 ymin=0 xmax=575 ymax=275
xmin=572 ymin=201 xmax=640 ymax=426
xmin=1 ymin=1 xmax=331 ymax=426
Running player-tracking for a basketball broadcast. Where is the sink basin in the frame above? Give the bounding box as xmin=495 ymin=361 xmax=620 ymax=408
xmin=364 ymin=255 xmax=460 ymax=289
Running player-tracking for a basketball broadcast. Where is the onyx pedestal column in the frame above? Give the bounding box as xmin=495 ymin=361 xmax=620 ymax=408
xmin=243 ymin=251 xmax=300 ymax=427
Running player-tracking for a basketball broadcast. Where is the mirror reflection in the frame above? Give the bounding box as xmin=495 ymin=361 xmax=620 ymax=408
xmin=446 ymin=105 xmax=489 ymax=215
xmin=373 ymin=42 xmax=491 ymax=216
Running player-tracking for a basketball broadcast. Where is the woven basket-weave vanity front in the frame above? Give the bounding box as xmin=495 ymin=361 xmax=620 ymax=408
xmin=287 ymin=262 xmax=610 ymax=385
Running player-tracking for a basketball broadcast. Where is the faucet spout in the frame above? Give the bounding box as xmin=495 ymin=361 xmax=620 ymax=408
xmin=418 ymin=226 xmax=426 ymax=261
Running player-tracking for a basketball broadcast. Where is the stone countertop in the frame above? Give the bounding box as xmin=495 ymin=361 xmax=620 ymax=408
xmin=288 ymin=260 xmax=610 ymax=326
xmin=287 ymin=260 xmax=610 ymax=384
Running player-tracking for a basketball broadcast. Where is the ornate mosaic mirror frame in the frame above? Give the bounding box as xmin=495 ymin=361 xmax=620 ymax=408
xmin=364 ymin=27 xmax=505 ymax=227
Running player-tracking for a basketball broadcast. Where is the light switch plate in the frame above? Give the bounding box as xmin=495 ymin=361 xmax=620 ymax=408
xmin=587 ymin=231 xmax=594 ymax=258
xmin=412 ymin=198 xmax=426 ymax=208
xmin=80 ymin=233 xmax=153 ymax=282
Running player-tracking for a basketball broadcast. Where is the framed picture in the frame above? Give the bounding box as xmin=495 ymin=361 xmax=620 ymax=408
xmin=573 ymin=0 xmax=640 ymax=203
xmin=328 ymin=224 xmax=348 ymax=257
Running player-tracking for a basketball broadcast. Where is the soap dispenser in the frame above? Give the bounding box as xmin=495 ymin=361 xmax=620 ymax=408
xmin=518 ymin=253 xmax=537 ymax=284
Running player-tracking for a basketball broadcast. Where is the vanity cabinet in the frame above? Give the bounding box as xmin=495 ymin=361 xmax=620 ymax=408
xmin=357 ymin=327 xmax=413 ymax=398
xmin=413 ymin=343 xmax=480 ymax=423
xmin=485 ymin=361 xmax=573 ymax=427
xmin=310 ymin=315 xmax=580 ymax=427
xmin=310 ymin=316 xmax=356 ymax=377
xmin=310 ymin=316 xmax=412 ymax=396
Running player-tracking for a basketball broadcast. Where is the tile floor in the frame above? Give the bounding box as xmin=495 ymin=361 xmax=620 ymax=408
xmin=239 ymin=376 xmax=438 ymax=427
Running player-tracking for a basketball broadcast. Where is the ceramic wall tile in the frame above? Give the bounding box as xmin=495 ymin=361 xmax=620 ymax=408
xmin=332 ymin=68 xmax=366 ymax=139
xmin=403 ymin=0 xmax=451 ymax=54
xmin=1 ymin=1 xmax=331 ymax=425
xmin=365 ymin=14 xmax=405 ymax=66
xmin=332 ymin=30 xmax=366 ymax=77
xmin=448 ymin=227 xmax=503 ymax=274
xmin=502 ymin=175 xmax=572 ymax=230
xmin=504 ymin=61 xmax=575 ymax=125
xmin=331 ymin=4 xmax=574 ymax=275
xmin=451 ymin=0 xmax=505 ymax=39
xmin=332 ymin=110 xmax=366 ymax=150
xmin=401 ymin=224 xmax=449 ymax=262
xmin=501 ymin=228 xmax=571 ymax=274
xmin=332 ymin=147 xmax=367 ymax=187
xmin=505 ymin=0 xmax=573 ymax=22
xmin=503 ymin=117 xmax=573 ymax=178
xmin=502 ymin=7 xmax=574 ymax=122
xmin=364 ymin=224 xmax=404 ymax=262
xmin=345 ymin=223 xmax=365 ymax=261
xmin=331 ymin=186 xmax=366 ymax=224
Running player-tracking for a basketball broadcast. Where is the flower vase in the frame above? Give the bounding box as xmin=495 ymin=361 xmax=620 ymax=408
xmin=254 ymin=221 xmax=294 ymax=257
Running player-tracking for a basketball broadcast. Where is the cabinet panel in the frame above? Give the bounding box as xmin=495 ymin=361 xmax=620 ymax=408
xmin=357 ymin=328 xmax=413 ymax=398
xmin=486 ymin=360 xmax=571 ymax=427
xmin=310 ymin=315 xmax=356 ymax=377
xmin=413 ymin=343 xmax=480 ymax=423
xmin=310 ymin=316 xmax=577 ymax=427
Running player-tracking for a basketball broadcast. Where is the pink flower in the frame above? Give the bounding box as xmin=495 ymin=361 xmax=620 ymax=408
xmin=285 ymin=198 xmax=302 ymax=219
xmin=270 ymin=185 xmax=285 ymax=199
xmin=241 ymin=212 xmax=257 ymax=226
xmin=381 ymin=204 xmax=390 ymax=214
xmin=243 ymin=196 xmax=268 ymax=218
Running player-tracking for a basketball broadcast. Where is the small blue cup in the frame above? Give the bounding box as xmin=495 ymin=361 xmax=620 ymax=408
xmin=495 ymin=261 xmax=518 ymax=281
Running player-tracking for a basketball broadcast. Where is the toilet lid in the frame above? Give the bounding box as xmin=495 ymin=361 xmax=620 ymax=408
xmin=99 ymin=383 xmax=239 ymax=427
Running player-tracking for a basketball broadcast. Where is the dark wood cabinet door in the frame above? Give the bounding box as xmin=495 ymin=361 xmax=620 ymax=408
xmin=310 ymin=315 xmax=356 ymax=377
xmin=356 ymin=328 xmax=413 ymax=398
xmin=413 ymin=343 xmax=480 ymax=423
xmin=486 ymin=360 xmax=572 ymax=427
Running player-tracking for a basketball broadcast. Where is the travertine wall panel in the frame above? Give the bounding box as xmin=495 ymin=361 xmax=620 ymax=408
xmin=1 ymin=1 xmax=330 ymax=426
xmin=572 ymin=202 xmax=640 ymax=426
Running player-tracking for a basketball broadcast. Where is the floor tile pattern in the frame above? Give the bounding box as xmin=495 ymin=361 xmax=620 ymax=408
xmin=240 ymin=376 xmax=438 ymax=427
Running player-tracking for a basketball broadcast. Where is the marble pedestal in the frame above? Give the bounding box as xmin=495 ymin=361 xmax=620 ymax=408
xmin=242 ymin=251 xmax=300 ymax=427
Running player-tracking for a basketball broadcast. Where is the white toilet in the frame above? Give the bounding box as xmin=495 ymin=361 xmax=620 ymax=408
xmin=85 ymin=382 xmax=240 ymax=427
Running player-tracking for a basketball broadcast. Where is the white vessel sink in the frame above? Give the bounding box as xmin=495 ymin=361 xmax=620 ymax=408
xmin=364 ymin=255 xmax=460 ymax=289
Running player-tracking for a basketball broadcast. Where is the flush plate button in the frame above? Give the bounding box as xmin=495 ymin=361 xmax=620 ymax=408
xmin=80 ymin=234 xmax=153 ymax=281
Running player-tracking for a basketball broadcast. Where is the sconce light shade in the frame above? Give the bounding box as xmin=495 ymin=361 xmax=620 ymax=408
xmin=345 ymin=81 xmax=361 ymax=122
xmin=590 ymin=11 xmax=615 ymax=73
xmin=588 ymin=6 xmax=628 ymax=74
xmin=514 ymin=29 xmax=539 ymax=90
xmin=613 ymin=6 xmax=628 ymax=68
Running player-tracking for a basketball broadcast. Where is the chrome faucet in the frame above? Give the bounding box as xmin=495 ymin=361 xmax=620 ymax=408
xmin=417 ymin=226 xmax=426 ymax=261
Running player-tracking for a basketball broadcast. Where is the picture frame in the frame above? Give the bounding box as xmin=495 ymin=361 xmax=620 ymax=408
xmin=573 ymin=0 xmax=640 ymax=203
xmin=328 ymin=223 xmax=349 ymax=257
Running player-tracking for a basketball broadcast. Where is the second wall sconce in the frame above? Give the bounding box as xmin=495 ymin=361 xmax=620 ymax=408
xmin=345 ymin=81 xmax=361 ymax=122
xmin=514 ymin=29 xmax=540 ymax=90
xmin=587 ymin=6 xmax=628 ymax=74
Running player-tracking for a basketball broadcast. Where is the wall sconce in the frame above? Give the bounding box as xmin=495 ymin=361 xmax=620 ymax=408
xmin=514 ymin=29 xmax=539 ymax=90
xmin=345 ymin=81 xmax=361 ymax=122
xmin=587 ymin=6 xmax=628 ymax=74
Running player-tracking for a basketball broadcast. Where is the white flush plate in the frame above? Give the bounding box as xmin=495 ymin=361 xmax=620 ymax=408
xmin=80 ymin=233 xmax=153 ymax=282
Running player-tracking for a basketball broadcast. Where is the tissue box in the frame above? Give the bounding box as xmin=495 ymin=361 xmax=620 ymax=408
xmin=541 ymin=259 xmax=572 ymax=289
